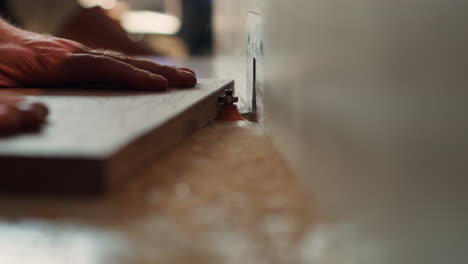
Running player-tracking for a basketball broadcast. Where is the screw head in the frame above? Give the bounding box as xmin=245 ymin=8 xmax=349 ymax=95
xmin=219 ymin=89 xmax=238 ymax=104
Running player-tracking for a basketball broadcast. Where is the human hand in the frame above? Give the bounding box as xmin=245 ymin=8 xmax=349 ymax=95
xmin=0 ymin=36 xmax=196 ymax=134
xmin=0 ymin=30 xmax=197 ymax=89
xmin=0 ymin=22 xmax=197 ymax=134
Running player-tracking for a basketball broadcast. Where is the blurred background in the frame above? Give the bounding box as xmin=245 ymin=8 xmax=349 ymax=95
xmin=2 ymin=1 xmax=467 ymax=263
xmin=0 ymin=0 xmax=213 ymax=57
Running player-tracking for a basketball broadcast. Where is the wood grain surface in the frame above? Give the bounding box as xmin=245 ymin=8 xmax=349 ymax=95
xmin=0 ymin=122 xmax=315 ymax=264
xmin=0 ymin=79 xmax=233 ymax=194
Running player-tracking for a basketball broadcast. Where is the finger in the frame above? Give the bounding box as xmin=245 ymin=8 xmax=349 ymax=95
xmin=54 ymin=54 xmax=169 ymax=90
xmin=31 ymin=102 xmax=49 ymax=119
xmin=54 ymin=38 xmax=89 ymax=53
xmin=0 ymin=105 xmax=21 ymax=134
xmin=86 ymin=50 xmax=197 ymax=87
xmin=15 ymin=101 xmax=48 ymax=129
xmin=178 ymin=67 xmax=196 ymax=76
xmin=124 ymin=61 xmax=197 ymax=87
xmin=109 ymin=56 xmax=196 ymax=87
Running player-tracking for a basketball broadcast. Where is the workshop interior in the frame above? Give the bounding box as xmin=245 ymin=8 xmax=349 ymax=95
xmin=0 ymin=0 xmax=467 ymax=263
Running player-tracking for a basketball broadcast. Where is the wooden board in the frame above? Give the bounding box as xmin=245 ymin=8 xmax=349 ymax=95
xmin=0 ymin=79 xmax=233 ymax=195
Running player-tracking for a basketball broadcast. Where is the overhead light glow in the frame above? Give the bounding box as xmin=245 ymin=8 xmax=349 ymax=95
xmin=78 ymin=0 xmax=116 ymax=10
xmin=98 ymin=0 xmax=116 ymax=10
xmin=78 ymin=0 xmax=98 ymax=8
xmin=121 ymin=11 xmax=181 ymax=35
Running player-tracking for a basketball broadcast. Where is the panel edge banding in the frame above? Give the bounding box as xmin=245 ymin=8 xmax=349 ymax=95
xmin=104 ymin=80 xmax=234 ymax=192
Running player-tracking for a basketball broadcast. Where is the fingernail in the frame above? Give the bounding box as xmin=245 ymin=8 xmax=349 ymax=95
xmin=178 ymin=67 xmax=196 ymax=76
xmin=15 ymin=101 xmax=33 ymax=112
xmin=31 ymin=102 xmax=49 ymax=118
xmin=15 ymin=102 xmax=45 ymax=129
xmin=178 ymin=70 xmax=195 ymax=78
